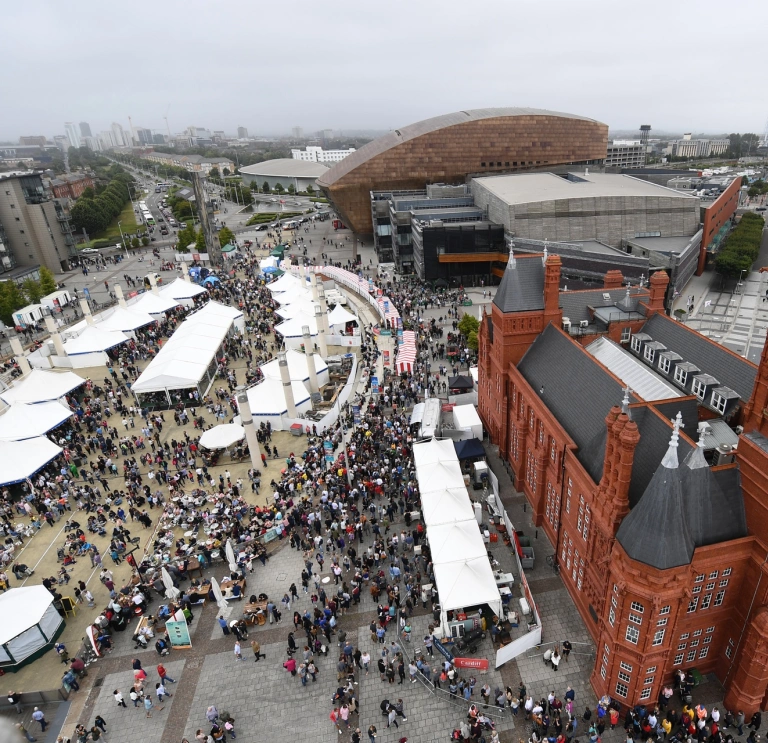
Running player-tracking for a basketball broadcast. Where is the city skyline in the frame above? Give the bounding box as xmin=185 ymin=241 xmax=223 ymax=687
xmin=0 ymin=0 xmax=765 ymax=141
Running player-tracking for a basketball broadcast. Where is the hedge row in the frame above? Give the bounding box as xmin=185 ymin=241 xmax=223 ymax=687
xmin=715 ymin=212 xmax=765 ymax=278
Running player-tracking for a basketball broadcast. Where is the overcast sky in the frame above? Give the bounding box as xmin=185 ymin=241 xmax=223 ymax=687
xmin=2 ymin=0 xmax=765 ymax=142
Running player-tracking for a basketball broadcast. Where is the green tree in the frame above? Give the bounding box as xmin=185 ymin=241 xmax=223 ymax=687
xmin=80 ymin=186 xmax=95 ymax=200
xmin=195 ymin=229 xmax=207 ymax=252
xmin=218 ymin=226 xmax=235 ymax=246
xmin=262 ymin=181 xmax=270 ymax=193
xmin=0 ymin=281 xmax=26 ymax=326
xmin=131 ymin=237 xmax=140 ymax=249
xmin=22 ymin=278 xmax=44 ymax=304
xmin=141 ymin=236 xmax=150 ymax=246
xmin=39 ymin=266 xmax=57 ymax=296
xmin=177 ymin=225 xmax=195 ymax=251
xmin=175 ymin=201 xmax=193 ymax=219
xmin=458 ymin=312 xmax=480 ymax=338
xmin=70 ymin=199 xmax=102 ymax=235
xmin=209 ymin=167 xmax=220 ymax=180
xmin=274 ymin=183 xmax=285 ymax=194
xmin=306 ymin=185 xmax=314 ymax=196
xmin=287 ymin=184 xmax=296 ymax=194
xmin=467 ymin=330 xmax=479 ymax=352
xmin=239 ymin=187 xmax=253 ymax=205
xmin=223 ymin=167 xmax=230 ymax=176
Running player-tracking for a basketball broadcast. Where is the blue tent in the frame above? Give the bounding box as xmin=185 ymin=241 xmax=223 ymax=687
xmin=453 ymin=438 xmax=485 ymax=460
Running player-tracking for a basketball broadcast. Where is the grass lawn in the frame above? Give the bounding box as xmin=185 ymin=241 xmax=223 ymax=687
xmin=78 ymin=202 xmax=139 ymax=249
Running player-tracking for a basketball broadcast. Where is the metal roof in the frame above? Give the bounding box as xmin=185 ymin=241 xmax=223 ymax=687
xmin=239 ymin=158 xmax=329 ymax=178
xmin=493 ymin=255 xmax=545 ymax=314
xmin=586 ymin=337 xmax=683 ymax=401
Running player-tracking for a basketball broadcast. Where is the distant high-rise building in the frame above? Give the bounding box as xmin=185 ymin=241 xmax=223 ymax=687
xmin=291 ymin=126 xmax=304 ymax=140
xmin=321 ymin=129 xmax=334 ymax=144
xmin=237 ymin=127 xmax=248 ymax=139
xmin=111 ymin=122 xmax=128 ymax=148
xmin=134 ymin=127 xmax=153 ymax=145
xmin=152 ymin=133 xmax=166 ymax=144
xmin=83 ymin=136 xmax=102 ymax=152
xmin=79 ymin=122 xmax=92 ymax=138
xmin=99 ymin=130 xmax=115 ymax=149
xmin=19 ymin=136 xmax=47 ymax=147
xmin=64 ymin=122 xmax=80 ymax=149
xmin=53 ymin=136 xmax=68 ymax=152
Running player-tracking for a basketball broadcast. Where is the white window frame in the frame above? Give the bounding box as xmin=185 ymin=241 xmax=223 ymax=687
xmin=714 ymin=590 xmax=726 ymax=606
xmin=644 ymin=346 xmax=656 ymax=364
xmin=615 ymin=682 xmax=628 ymax=698
xmin=701 ymin=594 xmax=712 ymax=610
xmin=621 ymin=327 xmax=631 ymax=343
xmin=653 ymin=629 xmax=665 ymax=646
xmin=620 ymin=661 xmax=633 ymax=672
xmin=618 ymin=670 xmax=631 ymax=683
xmin=699 ymin=647 xmax=709 ymax=660
xmin=657 ymin=618 xmax=668 ymax=627
xmin=706 ymin=626 xmax=715 ymax=634
xmin=695 ymin=574 xmax=704 ymax=582
xmin=640 ymin=688 xmax=652 ymax=701
xmin=658 ymin=356 xmax=670 ymax=374
xmin=680 ymin=632 xmax=690 ymax=640
xmin=659 ymin=605 xmax=670 ymax=615
xmin=723 ymin=568 xmax=732 ymax=576
xmin=708 ymin=570 xmax=719 ymax=579
xmin=711 ymin=392 xmax=727 ymax=414
xmin=629 ymin=613 xmax=643 ymax=625
xmin=692 ymin=378 xmax=706 ymax=400
xmin=631 ymin=336 xmax=642 ymax=353
xmin=674 ymin=653 xmax=684 ymax=665
xmin=688 ymin=597 xmax=698 ymax=613
xmin=687 ymin=649 xmax=696 ymax=662
xmin=646 ymin=666 xmax=657 ymax=674
xmin=626 ymin=625 xmax=640 ymax=645
xmin=630 ymin=601 xmax=644 ymax=613
xmin=674 ymin=367 xmax=688 ymax=386
xmin=693 ymin=629 xmax=702 ymax=637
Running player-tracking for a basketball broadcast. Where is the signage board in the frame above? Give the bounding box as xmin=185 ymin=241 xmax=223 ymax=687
xmin=165 ymin=619 xmax=191 ymax=648
xmin=453 ymin=657 xmax=489 ymax=670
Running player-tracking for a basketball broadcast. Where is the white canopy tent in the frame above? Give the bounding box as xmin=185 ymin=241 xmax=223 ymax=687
xmin=412 ymin=437 xmax=458 ymax=468
xmin=127 ymin=292 xmax=180 ymax=315
xmin=452 ymin=404 xmax=484 ymax=441
xmin=275 ymin=298 xmax=319 ymax=320
xmin=427 ymin=520 xmax=488 ymax=564
xmin=420 ymin=487 xmax=476 ymax=527
xmin=0 ymin=369 xmax=84 ymax=404
xmin=274 ymin=314 xmax=319 ymax=350
xmin=160 ymin=278 xmax=208 ymax=301
xmin=328 ymin=304 xmax=358 ymax=330
xmin=0 ymin=437 xmax=62 ymax=485
xmin=414 ymin=460 xmax=465 ymax=493
xmin=261 ymin=349 xmax=329 ymax=387
xmin=190 ymin=300 xmax=245 ymax=333
xmin=0 ymin=586 xmax=64 ymax=668
xmin=96 ymin=306 xmax=156 ymax=333
xmin=266 ymin=272 xmax=305 ymax=294
xmin=0 ymin=400 xmax=72 ymax=441
xmin=62 ymin=326 xmax=128 ymax=355
xmin=246 ymin=377 xmax=312 ymax=430
xmin=199 ymin=423 xmax=245 ymax=450
xmin=272 ymin=285 xmax=312 ymax=306
xmin=259 ymin=256 xmax=279 ymax=274
xmin=432 ymin=557 xmax=503 ymax=619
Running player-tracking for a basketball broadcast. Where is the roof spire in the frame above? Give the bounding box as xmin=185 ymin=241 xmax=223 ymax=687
xmin=661 ymin=412 xmax=684 ymax=469
xmin=543 ymin=243 xmax=548 ymax=266
xmin=508 ymin=249 xmax=516 ymax=269
xmin=621 ymin=385 xmax=632 ymax=417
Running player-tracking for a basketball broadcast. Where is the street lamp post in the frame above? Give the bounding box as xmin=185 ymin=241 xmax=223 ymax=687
xmin=117 ymin=221 xmax=129 ymax=259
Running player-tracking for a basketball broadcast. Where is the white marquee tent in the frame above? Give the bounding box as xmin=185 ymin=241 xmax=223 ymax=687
xmin=427 ymin=520 xmax=488 ymax=564
xmin=266 ymin=272 xmax=306 ymax=294
xmin=414 ymin=460 xmax=465 ymax=493
xmin=96 ymin=306 xmax=156 ymax=333
xmin=412 ymin=437 xmax=458 ymax=468
xmin=0 ymin=369 xmax=84 ymax=404
xmin=261 ymin=349 xmax=329 ymax=387
xmin=246 ymin=376 xmax=312 ymax=429
xmin=452 ymin=404 xmax=484 ymax=441
xmin=275 ymin=298 xmax=319 ymax=320
xmin=328 ymin=304 xmax=358 ymax=330
xmin=62 ymin=326 xmax=128 ymax=355
xmin=0 ymin=436 xmax=63 ymax=486
xmin=160 ymin=278 xmax=208 ymax=301
xmin=199 ymin=423 xmax=245 ymax=450
xmin=0 ymin=586 xmax=64 ymax=667
xmin=432 ymin=557 xmax=503 ymax=618
xmin=421 ymin=486 xmax=476 ymax=527
xmin=0 ymin=400 xmax=72 ymax=442
xmin=127 ymin=292 xmax=180 ymax=315
xmin=274 ymin=314 xmax=319 ymax=349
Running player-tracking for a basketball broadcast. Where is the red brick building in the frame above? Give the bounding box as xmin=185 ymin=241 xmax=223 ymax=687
xmin=697 ymin=176 xmax=743 ymax=274
xmin=479 ymin=253 xmax=768 ymax=713
xmin=50 ymin=173 xmax=95 ymax=200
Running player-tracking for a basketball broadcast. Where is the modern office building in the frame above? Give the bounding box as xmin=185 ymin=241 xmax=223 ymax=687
xmin=670 ymin=135 xmax=730 ymax=159
xmin=0 ymin=172 xmax=77 ymax=273
xmin=237 ymin=127 xmax=248 ymax=139
xmin=79 ymin=122 xmax=92 ymax=139
xmin=477 ymin=253 xmax=768 ymax=712
xmin=64 ymin=122 xmax=80 ymax=149
xmin=291 ymin=146 xmax=356 ymax=164
xmin=318 ymin=107 xmax=608 ymax=235
xmin=111 ymin=122 xmax=128 ymax=148
xmin=239 ymin=159 xmax=329 ymax=192
xmin=291 ymin=126 xmax=304 ymax=140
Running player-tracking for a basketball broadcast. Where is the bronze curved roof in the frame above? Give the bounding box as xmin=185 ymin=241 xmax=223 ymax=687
xmin=317 ymin=107 xmax=604 ymax=187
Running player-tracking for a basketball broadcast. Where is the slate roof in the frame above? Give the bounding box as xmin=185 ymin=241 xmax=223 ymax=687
xmin=560 ymin=288 xmax=646 ymax=325
xmin=616 ymin=434 xmax=695 ymax=570
xmin=641 ymin=314 xmax=757 ymax=401
xmin=493 ymin=255 xmax=545 ymax=314
xmin=518 ymin=324 xmax=638 ymax=483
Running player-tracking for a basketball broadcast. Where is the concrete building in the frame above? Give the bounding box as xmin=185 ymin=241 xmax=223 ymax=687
xmin=79 ymin=122 xmax=92 ymax=139
xmin=0 ymin=172 xmax=77 ymax=273
xmin=143 ymin=152 xmax=234 ymax=175
xmin=111 ymin=122 xmax=128 ymax=148
xmin=237 ymin=126 xmax=248 ymax=139
xmin=53 ymin=136 xmax=68 ymax=153
xmin=82 ymin=136 xmax=102 ymax=152
xmin=19 ymin=136 xmax=47 ymax=147
xmin=671 ymin=134 xmax=730 ymax=159
xmin=477 ymin=254 xmax=768 ymax=713
xmin=134 ymin=127 xmax=153 ymax=146
xmin=291 ymin=126 xmax=303 ymax=140
xmin=291 ymin=146 xmax=356 ymax=164
xmin=318 ymin=107 xmax=608 ymax=235
xmin=605 ymin=141 xmax=646 ymax=168
xmin=98 ymin=130 xmax=115 ymax=149
xmin=64 ymin=123 xmax=80 ymax=149
xmin=239 ymin=158 xmax=329 ymax=193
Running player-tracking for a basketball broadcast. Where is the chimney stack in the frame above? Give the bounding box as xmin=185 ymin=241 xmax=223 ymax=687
xmin=302 ymin=325 xmax=319 ymax=395
xmin=278 ymin=351 xmax=297 ymax=417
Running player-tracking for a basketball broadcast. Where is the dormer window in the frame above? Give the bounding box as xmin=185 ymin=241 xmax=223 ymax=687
xmin=643 ymin=345 xmax=655 ymax=364
xmin=674 ymin=367 xmax=688 ymax=386
xmin=692 ymin=378 xmax=706 ymax=399
xmin=631 ymin=336 xmax=642 ymax=353
xmin=711 ymin=391 xmax=727 ymax=414
xmin=658 ymin=356 xmax=670 ymax=374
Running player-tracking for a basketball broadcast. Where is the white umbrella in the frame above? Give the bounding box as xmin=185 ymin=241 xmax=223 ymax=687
xmin=161 ymin=567 xmax=180 ymax=600
xmin=225 ymin=540 xmax=238 ymax=573
xmin=199 ymin=423 xmax=245 ymax=450
xmin=210 ymin=577 xmax=228 ymax=611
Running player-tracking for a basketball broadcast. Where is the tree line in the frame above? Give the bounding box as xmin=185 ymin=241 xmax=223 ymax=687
xmin=714 ymin=212 xmax=766 ymax=278
xmin=69 ymin=168 xmax=135 ymax=237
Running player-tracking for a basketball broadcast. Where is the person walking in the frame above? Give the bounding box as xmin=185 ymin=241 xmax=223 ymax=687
xmin=113 ymin=690 xmax=126 ymax=708
xmin=234 ymin=641 xmax=243 ymax=661
xmin=387 ymin=707 xmax=399 ymax=729
xmin=157 ymin=664 xmax=175 ymax=684
xmin=94 ymin=716 xmax=107 ymax=735
xmin=367 ymin=725 xmax=377 ymax=743
xmin=144 ymin=695 xmax=163 ymax=718
xmin=156 ymin=682 xmax=172 ymax=702
xmin=251 ymin=640 xmax=265 ymax=661
xmin=7 ymin=691 xmax=22 ymax=713
xmin=32 ymin=708 xmax=47 ymax=732
xmin=16 ymin=722 xmax=37 ymax=742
